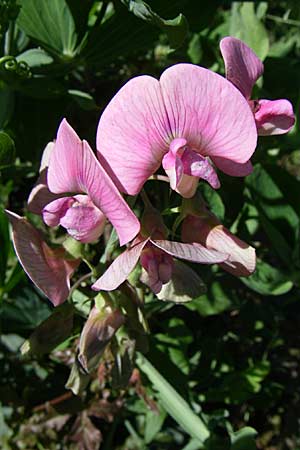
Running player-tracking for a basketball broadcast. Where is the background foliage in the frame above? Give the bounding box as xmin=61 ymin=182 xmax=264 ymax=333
xmin=1 ymin=1 xmax=300 ymax=449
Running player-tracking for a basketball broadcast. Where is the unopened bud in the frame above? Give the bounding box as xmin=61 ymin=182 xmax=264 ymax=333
xmin=78 ymin=306 xmax=125 ymax=373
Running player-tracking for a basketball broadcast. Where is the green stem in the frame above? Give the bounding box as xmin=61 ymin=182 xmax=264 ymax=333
xmin=266 ymin=14 xmax=300 ymax=27
xmin=136 ymin=353 xmax=209 ymax=445
xmin=6 ymin=20 xmax=15 ymax=55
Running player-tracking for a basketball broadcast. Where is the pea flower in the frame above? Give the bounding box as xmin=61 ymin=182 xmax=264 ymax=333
xmin=6 ymin=211 xmax=79 ymax=306
xmin=92 ymin=204 xmax=228 ymax=294
xmin=96 ymin=63 xmax=257 ymax=198
xmin=220 ymin=37 xmax=295 ymax=137
xmin=43 ymin=119 xmax=140 ymax=246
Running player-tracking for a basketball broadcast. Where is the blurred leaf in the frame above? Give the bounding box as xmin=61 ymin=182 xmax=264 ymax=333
xmin=241 ymin=260 xmax=293 ymax=296
xmin=230 ymin=2 xmax=269 ymax=60
xmin=23 ymin=303 xmax=74 ymax=355
xmin=157 ymin=261 xmax=206 ymax=303
xmin=1 ymin=287 xmax=51 ymax=332
xmin=201 ymin=184 xmax=225 ymax=221
xmin=0 ymin=132 xmax=15 ymax=169
xmin=188 ymin=33 xmax=203 ymax=64
xmin=121 ymin=0 xmax=188 ymax=48
xmin=246 ymin=164 xmax=299 ymax=266
xmin=17 ymin=0 xmax=78 ymax=57
xmin=68 ymin=89 xmax=97 ymax=111
xmin=144 ymin=406 xmax=167 ymax=444
xmin=187 ymin=280 xmax=233 ymax=316
xmin=231 ymin=426 xmax=257 ymax=450
xmin=0 ymin=84 xmax=14 ymax=130
xmin=136 ymin=353 xmax=209 ymax=444
xmin=17 ymin=48 xmax=54 ymax=68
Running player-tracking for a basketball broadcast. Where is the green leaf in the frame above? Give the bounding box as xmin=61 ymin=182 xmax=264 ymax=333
xmin=246 ymin=164 xmax=299 ymax=267
xmin=22 ymin=303 xmax=74 ymax=355
xmin=187 ymin=281 xmax=233 ymax=316
xmin=136 ymin=353 xmax=209 ymax=444
xmin=201 ymin=184 xmax=225 ymax=221
xmin=230 ymin=427 xmax=257 ymax=450
xmin=230 ymin=2 xmax=269 ymax=60
xmin=121 ymin=0 xmax=188 ymax=48
xmin=157 ymin=261 xmax=206 ymax=303
xmin=241 ymin=260 xmax=293 ymax=296
xmin=188 ymin=33 xmax=203 ymax=64
xmin=17 ymin=0 xmax=77 ymax=57
xmin=1 ymin=287 xmax=51 ymax=332
xmin=144 ymin=406 xmax=167 ymax=444
xmin=0 ymin=132 xmax=15 ymax=169
xmin=16 ymin=48 xmax=54 ymax=68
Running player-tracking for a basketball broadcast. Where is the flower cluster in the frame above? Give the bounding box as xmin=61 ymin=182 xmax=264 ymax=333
xmin=7 ymin=37 xmax=295 ymax=368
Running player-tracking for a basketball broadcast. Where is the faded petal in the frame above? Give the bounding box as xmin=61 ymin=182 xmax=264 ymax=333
xmin=211 ymin=157 xmax=253 ymax=177
xmin=97 ymin=64 xmax=257 ymax=195
xmin=182 ymin=215 xmax=255 ymax=277
xmin=255 ymin=99 xmax=295 ymax=136
xmin=6 ymin=210 xmax=79 ymax=306
xmin=28 ymin=170 xmax=62 ymax=215
xmin=47 ymin=119 xmax=140 ymax=246
xmin=92 ymin=239 xmax=149 ymax=291
xmin=151 ymin=239 xmax=228 ymax=264
xmin=220 ymin=36 xmax=264 ymax=99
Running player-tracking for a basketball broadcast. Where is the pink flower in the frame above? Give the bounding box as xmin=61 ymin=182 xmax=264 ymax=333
xmin=96 ymin=63 xmax=257 ymax=198
xmin=44 ymin=119 xmax=140 ymax=246
xmin=181 ymin=213 xmax=255 ymax=277
xmin=220 ymin=37 xmax=295 ymax=138
xmin=6 ymin=211 xmax=79 ymax=306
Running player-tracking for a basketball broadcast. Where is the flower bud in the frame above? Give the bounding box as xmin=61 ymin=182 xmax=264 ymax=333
xmin=78 ymin=306 xmax=125 ymax=373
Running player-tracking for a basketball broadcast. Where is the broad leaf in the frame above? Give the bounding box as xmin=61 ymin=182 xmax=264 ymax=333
xmin=17 ymin=0 xmax=78 ymax=57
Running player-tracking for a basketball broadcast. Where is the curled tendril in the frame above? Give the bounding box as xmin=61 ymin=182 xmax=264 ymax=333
xmin=0 ymin=56 xmax=32 ymax=79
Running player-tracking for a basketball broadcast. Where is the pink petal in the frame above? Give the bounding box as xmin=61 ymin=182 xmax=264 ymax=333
xmin=220 ymin=36 xmax=264 ymax=99
xmin=44 ymin=195 xmax=106 ymax=243
xmin=255 ymin=99 xmax=295 ymax=136
xmin=159 ymin=64 xmax=257 ymax=163
xmin=6 ymin=210 xmax=79 ymax=306
xmin=97 ymin=76 xmax=170 ymax=195
xmin=181 ymin=148 xmax=220 ymax=188
xmin=47 ymin=119 xmax=140 ymax=246
xmin=211 ymin=157 xmax=253 ymax=176
xmin=92 ymin=239 xmax=149 ymax=291
xmin=151 ymin=239 xmax=228 ymax=264
xmin=43 ymin=197 xmax=72 ymax=227
xmin=206 ymin=225 xmax=256 ymax=277
xmin=182 ymin=215 xmax=255 ymax=277
xmin=59 ymin=195 xmax=106 ymax=243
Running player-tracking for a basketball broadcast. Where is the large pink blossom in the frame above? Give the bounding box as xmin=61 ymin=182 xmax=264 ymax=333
xmin=6 ymin=211 xmax=79 ymax=306
xmin=44 ymin=119 xmax=140 ymax=246
xmin=220 ymin=37 xmax=295 ymax=138
xmin=96 ymin=63 xmax=257 ymax=198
